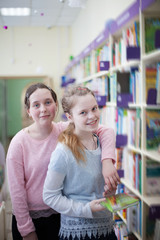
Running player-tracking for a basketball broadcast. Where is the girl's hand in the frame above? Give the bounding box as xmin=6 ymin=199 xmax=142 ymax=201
xmin=103 ymin=188 xmax=116 ymax=198
xmin=23 ymin=232 xmax=38 ymax=240
xmin=102 ymin=159 xmax=120 ymax=193
xmin=90 ymin=198 xmax=106 ymax=212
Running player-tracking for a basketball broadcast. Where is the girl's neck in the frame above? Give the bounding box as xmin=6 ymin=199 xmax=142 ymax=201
xmin=26 ymin=122 xmax=53 ymax=140
xmin=77 ymin=132 xmax=97 ymax=150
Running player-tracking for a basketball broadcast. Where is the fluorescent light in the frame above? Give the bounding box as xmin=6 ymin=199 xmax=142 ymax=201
xmin=0 ymin=8 xmax=30 ymax=16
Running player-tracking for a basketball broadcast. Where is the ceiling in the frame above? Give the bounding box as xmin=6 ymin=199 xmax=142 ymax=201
xmin=0 ymin=0 xmax=85 ymax=27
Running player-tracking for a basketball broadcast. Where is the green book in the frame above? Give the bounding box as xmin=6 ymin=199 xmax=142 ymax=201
xmin=101 ymin=193 xmax=139 ymax=213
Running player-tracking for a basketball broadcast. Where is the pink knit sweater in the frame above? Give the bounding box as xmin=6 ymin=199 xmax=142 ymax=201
xmin=6 ymin=122 xmax=115 ymax=237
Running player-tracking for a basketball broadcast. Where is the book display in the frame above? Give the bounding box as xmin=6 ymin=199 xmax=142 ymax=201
xmin=62 ymin=0 xmax=160 ymax=239
xmin=101 ymin=193 xmax=139 ymax=213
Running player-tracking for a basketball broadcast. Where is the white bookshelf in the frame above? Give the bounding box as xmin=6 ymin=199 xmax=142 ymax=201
xmin=77 ymin=70 xmax=109 ymax=84
xmin=63 ymin=0 xmax=160 ymax=239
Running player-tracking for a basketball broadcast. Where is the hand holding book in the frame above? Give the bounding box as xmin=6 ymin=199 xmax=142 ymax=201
xmin=101 ymin=193 xmax=139 ymax=213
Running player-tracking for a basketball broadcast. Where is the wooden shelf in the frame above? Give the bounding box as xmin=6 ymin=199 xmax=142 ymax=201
xmin=142 ymin=49 xmax=160 ymax=63
xmin=128 ymin=145 xmax=142 ymax=154
xmin=120 ymin=178 xmax=142 ymax=199
xmin=143 ymin=150 xmax=160 ymax=162
xmin=110 ymin=60 xmax=140 ymax=72
xmin=142 ymin=195 xmax=160 ymax=206
xmin=63 ymin=1 xmax=160 ymax=239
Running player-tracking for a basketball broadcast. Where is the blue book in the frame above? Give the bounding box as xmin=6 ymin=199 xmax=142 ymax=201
xmin=156 ymin=62 xmax=160 ymax=104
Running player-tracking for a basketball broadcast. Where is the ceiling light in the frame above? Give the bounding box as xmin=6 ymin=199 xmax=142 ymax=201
xmin=68 ymin=0 xmax=87 ymax=8
xmin=0 ymin=8 xmax=30 ymax=16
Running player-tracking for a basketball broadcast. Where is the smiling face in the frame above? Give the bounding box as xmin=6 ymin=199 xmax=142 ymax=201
xmin=27 ymin=88 xmax=57 ymax=127
xmin=67 ymin=93 xmax=100 ymax=136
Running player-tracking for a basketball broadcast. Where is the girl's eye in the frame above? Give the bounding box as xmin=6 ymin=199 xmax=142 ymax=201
xmin=46 ymin=100 xmax=51 ymax=105
xmin=80 ymin=111 xmax=86 ymax=115
xmin=34 ymin=103 xmax=39 ymax=108
xmin=92 ymin=106 xmax=97 ymax=111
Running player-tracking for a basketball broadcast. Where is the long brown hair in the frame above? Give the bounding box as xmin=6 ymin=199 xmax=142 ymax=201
xmin=59 ymin=86 xmax=95 ymax=163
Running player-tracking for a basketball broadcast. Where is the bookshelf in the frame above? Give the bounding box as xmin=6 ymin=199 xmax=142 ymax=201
xmin=62 ymin=0 xmax=160 ymax=239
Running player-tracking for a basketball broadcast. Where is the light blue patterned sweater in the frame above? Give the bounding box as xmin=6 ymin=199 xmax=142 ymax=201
xmin=43 ymin=136 xmax=114 ymax=239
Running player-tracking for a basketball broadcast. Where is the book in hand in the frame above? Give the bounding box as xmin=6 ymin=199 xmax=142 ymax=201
xmin=101 ymin=193 xmax=139 ymax=213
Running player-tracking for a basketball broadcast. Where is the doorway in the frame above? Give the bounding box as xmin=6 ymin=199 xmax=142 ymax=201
xmin=0 ymin=76 xmax=53 ymax=152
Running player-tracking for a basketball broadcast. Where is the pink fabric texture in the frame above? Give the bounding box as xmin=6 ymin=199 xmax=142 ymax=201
xmin=6 ymin=122 xmax=115 ymax=237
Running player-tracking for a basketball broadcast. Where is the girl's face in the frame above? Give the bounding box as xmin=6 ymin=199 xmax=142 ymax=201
xmin=68 ymin=94 xmax=100 ymax=136
xmin=27 ymin=88 xmax=57 ymax=126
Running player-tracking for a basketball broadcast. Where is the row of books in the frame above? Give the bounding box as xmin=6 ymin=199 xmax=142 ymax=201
xmin=110 ymin=184 xmax=160 ymax=238
xmin=112 ymin=21 xmax=140 ymax=67
xmin=146 ymin=158 xmax=160 ymax=196
xmin=70 ymin=62 xmax=160 ymax=110
xmin=96 ymin=70 xmax=141 ymax=106
xmin=117 ymin=150 xmax=160 ymax=196
xmin=128 ymin=109 xmax=141 ymax=149
xmin=145 ymin=17 xmax=160 ymax=53
xmin=116 ymin=148 xmax=160 ymax=196
xmin=70 ymin=43 xmax=110 ymax=80
xmin=123 ymin=152 xmax=142 ymax=193
xmin=100 ymin=106 xmax=128 ymax=135
xmin=65 ymin=16 xmax=160 ymax=86
xmin=108 ymin=65 xmax=158 ymax=106
xmin=100 ymin=106 xmax=117 ymax=130
xmin=116 ymin=184 xmax=141 ymax=236
xmin=100 ymin=105 xmax=160 ymax=152
xmin=146 ymin=65 xmax=160 ymax=105
xmin=87 ymin=63 xmax=160 ymax=107
xmin=84 ymin=76 xmax=108 ymax=96
xmin=114 ymin=205 xmax=160 ymax=240
xmin=94 ymin=43 xmax=110 ymax=73
xmin=146 ymin=207 xmax=160 ymax=240
xmin=146 ymin=110 xmax=160 ymax=151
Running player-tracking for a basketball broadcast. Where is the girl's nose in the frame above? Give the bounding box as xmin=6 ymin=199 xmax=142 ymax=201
xmin=40 ymin=104 xmax=47 ymax=112
xmin=88 ymin=111 xmax=94 ymax=118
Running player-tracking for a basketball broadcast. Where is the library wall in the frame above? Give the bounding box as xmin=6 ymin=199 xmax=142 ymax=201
xmin=71 ymin=0 xmax=135 ymax=56
xmin=0 ymin=26 xmax=71 ymax=99
xmin=0 ymin=0 xmax=135 ymax=98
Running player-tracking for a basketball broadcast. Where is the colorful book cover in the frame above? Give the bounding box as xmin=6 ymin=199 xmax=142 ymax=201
xmin=146 ymin=67 xmax=157 ymax=103
xmin=145 ymin=18 xmax=160 ymax=53
xmin=101 ymin=193 xmax=139 ymax=213
xmin=146 ymin=110 xmax=160 ymax=150
xmin=134 ymin=21 xmax=140 ymax=47
xmin=156 ymin=62 xmax=160 ymax=104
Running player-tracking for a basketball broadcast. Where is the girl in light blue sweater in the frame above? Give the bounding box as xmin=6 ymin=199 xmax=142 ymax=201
xmin=43 ymin=86 xmax=117 ymax=240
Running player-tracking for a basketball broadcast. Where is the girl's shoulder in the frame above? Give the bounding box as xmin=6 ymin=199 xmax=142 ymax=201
xmin=10 ymin=129 xmax=27 ymax=143
xmin=7 ymin=129 xmax=27 ymax=154
xmin=49 ymin=142 xmax=74 ymax=170
xmin=54 ymin=142 xmax=72 ymax=155
xmin=53 ymin=121 xmax=69 ymax=133
xmin=51 ymin=142 xmax=75 ymax=164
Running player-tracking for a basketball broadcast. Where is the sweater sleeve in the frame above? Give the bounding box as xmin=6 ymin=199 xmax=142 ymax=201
xmin=43 ymin=148 xmax=92 ymax=218
xmin=6 ymin=136 xmax=35 ymax=237
xmin=95 ymin=125 xmax=116 ymax=163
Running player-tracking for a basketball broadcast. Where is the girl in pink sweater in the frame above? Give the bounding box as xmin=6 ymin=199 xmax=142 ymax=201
xmin=6 ymin=83 xmax=119 ymax=240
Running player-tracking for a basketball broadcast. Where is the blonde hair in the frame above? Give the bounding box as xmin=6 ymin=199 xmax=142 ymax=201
xmin=59 ymin=86 xmax=95 ymax=163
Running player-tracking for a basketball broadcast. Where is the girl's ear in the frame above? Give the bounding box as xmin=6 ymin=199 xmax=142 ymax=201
xmin=27 ymin=109 xmax=32 ymax=118
xmin=65 ymin=113 xmax=72 ymax=122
